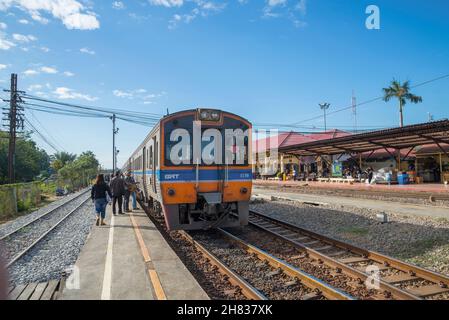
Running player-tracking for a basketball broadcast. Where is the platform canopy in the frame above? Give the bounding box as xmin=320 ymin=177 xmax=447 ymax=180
xmin=279 ymin=120 xmax=449 ymax=156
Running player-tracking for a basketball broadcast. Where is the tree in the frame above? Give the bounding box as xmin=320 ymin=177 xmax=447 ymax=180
xmin=51 ymin=151 xmax=76 ymax=171
xmin=0 ymin=130 xmax=51 ymax=184
xmin=382 ymin=79 xmax=423 ymax=127
xmin=58 ymin=151 xmax=99 ymax=189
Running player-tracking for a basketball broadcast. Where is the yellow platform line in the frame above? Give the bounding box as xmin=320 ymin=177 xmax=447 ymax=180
xmin=129 ymin=212 xmax=167 ymax=300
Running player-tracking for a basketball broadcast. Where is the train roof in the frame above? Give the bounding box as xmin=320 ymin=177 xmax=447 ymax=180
xmin=161 ymin=108 xmax=251 ymax=125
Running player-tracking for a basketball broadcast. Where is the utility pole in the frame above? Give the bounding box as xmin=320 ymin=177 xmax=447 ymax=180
xmin=111 ymin=114 xmax=119 ymax=173
xmin=319 ymin=102 xmax=331 ymax=132
xmin=352 ymin=90 xmax=357 ymax=133
xmin=2 ymin=74 xmax=24 ymax=184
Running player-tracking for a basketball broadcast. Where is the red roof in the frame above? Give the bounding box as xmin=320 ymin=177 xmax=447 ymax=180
xmin=253 ymin=132 xmax=315 ymax=153
xmin=306 ymin=129 xmax=352 ymax=141
xmin=253 ymin=129 xmax=351 ymax=153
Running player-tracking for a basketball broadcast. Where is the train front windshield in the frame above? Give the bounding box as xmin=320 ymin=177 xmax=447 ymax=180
xmin=164 ymin=114 xmax=250 ymax=167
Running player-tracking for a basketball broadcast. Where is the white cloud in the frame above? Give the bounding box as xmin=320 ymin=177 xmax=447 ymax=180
xmin=262 ymin=0 xmax=307 ymax=27
xmin=63 ymin=71 xmax=75 ymax=77
xmin=0 ymin=37 xmax=14 ymax=49
xmin=113 ymin=89 xmax=133 ymax=98
xmin=23 ymin=69 xmax=38 ymax=76
xmin=268 ymin=0 xmax=287 ymax=6
xmin=54 ymin=87 xmax=98 ymax=101
xmin=0 ymin=26 xmax=15 ymax=50
xmin=80 ymin=47 xmax=95 ymax=55
xmin=0 ymin=63 xmax=7 ymax=70
xmin=18 ymin=19 xmax=29 ymax=24
xmin=0 ymin=0 xmax=100 ymax=30
xmin=113 ymin=89 xmax=165 ymax=103
xmin=149 ymin=0 xmax=184 ymax=8
xmin=40 ymin=46 xmax=50 ymax=52
xmin=112 ymin=1 xmax=125 ymax=10
xmin=12 ymin=33 xmax=37 ymax=42
xmin=28 ymin=84 xmax=42 ymax=91
xmin=41 ymin=66 xmax=57 ymax=74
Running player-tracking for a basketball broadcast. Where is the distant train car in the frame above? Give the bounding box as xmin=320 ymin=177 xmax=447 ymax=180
xmin=124 ymin=108 xmax=252 ymax=231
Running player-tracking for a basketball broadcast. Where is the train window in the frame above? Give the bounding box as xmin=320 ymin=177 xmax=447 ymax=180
xmin=163 ymin=115 xmax=249 ymax=166
xmin=149 ymin=146 xmax=153 ymax=169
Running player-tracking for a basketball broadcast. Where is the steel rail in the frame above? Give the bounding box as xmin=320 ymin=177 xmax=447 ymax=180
xmin=179 ymin=230 xmax=268 ymax=300
xmin=6 ymin=197 xmax=91 ymax=268
xmin=249 ymin=209 xmax=449 ymax=299
xmin=216 ymin=228 xmax=355 ymax=300
xmin=0 ymin=188 xmax=90 ymax=242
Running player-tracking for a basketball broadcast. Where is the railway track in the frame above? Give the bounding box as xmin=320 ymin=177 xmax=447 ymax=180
xmin=0 ymin=189 xmax=91 ymax=268
xmin=181 ymin=229 xmax=354 ymax=300
xmin=140 ymin=201 xmax=352 ymax=300
xmin=245 ymin=209 xmax=449 ymax=300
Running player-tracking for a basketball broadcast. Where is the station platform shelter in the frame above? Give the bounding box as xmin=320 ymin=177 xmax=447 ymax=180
xmin=254 ymin=120 xmax=449 ymax=185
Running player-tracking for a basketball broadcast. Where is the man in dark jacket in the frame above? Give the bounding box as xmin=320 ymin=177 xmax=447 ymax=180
xmin=109 ymin=170 xmax=126 ymax=215
xmin=124 ymin=171 xmax=137 ymax=212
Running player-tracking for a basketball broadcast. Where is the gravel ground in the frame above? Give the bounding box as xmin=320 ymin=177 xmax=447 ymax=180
xmin=0 ymin=189 xmax=89 ymax=239
xmin=250 ymin=198 xmax=449 ymax=277
xmin=0 ymin=193 xmax=91 ymax=263
xmin=6 ymin=200 xmax=95 ymax=286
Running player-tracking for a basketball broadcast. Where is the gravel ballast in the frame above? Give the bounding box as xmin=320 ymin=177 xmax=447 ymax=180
xmin=250 ymin=198 xmax=449 ymax=277
xmin=4 ymin=199 xmax=95 ymax=286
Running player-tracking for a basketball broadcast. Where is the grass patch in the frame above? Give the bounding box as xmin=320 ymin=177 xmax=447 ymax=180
xmin=435 ymin=217 xmax=449 ymax=224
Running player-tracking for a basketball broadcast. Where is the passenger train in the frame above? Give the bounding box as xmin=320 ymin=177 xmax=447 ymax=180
xmin=123 ymin=108 xmax=252 ymax=231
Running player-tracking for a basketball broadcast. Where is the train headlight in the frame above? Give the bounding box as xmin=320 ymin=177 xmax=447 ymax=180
xmin=198 ymin=109 xmax=221 ymax=121
xmin=210 ymin=111 xmax=220 ymax=120
xmin=200 ymin=110 xmax=209 ymax=120
xmin=168 ymin=188 xmax=175 ymax=196
xmin=240 ymin=187 xmax=248 ymax=194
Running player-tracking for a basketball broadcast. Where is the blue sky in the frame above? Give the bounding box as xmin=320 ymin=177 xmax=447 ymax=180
xmin=0 ymin=0 xmax=448 ymax=168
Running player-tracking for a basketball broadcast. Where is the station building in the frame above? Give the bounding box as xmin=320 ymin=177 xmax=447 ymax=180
xmin=253 ymin=120 xmax=449 ymax=184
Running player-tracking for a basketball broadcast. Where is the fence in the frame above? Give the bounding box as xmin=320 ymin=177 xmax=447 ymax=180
xmin=0 ymin=182 xmax=41 ymax=219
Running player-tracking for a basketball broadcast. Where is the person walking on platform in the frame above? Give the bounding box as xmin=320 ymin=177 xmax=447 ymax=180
xmin=124 ymin=171 xmax=138 ymax=212
xmin=110 ymin=170 xmax=126 ymax=215
xmin=91 ymin=174 xmax=112 ymax=226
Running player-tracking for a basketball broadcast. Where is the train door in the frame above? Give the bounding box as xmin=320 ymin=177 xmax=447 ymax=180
xmin=152 ymin=136 xmax=158 ymax=194
xmin=142 ymin=147 xmax=146 ymax=183
xmin=142 ymin=147 xmax=146 ymax=199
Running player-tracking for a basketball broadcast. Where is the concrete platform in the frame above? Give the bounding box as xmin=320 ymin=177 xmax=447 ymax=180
xmin=255 ymin=180 xmax=449 ymax=194
xmin=253 ymin=187 xmax=449 ymax=219
xmin=62 ymin=204 xmax=209 ymax=300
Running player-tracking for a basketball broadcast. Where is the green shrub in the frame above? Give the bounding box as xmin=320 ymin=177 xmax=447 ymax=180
xmin=17 ymin=199 xmax=31 ymax=212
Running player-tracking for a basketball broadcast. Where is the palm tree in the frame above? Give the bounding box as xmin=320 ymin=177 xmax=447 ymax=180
xmin=51 ymin=151 xmax=76 ymax=171
xmin=382 ymin=79 xmax=423 ymax=127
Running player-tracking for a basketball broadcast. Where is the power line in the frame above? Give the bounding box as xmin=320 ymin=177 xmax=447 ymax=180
xmin=28 ymin=109 xmax=67 ymax=152
xmin=21 ymin=94 xmax=163 ymax=120
xmin=291 ymin=72 xmax=449 ymax=126
xmin=24 ymin=117 xmax=60 ymax=153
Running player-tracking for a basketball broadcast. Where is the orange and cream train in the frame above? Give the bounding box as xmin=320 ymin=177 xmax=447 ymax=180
xmin=123 ymin=108 xmax=252 ymax=230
